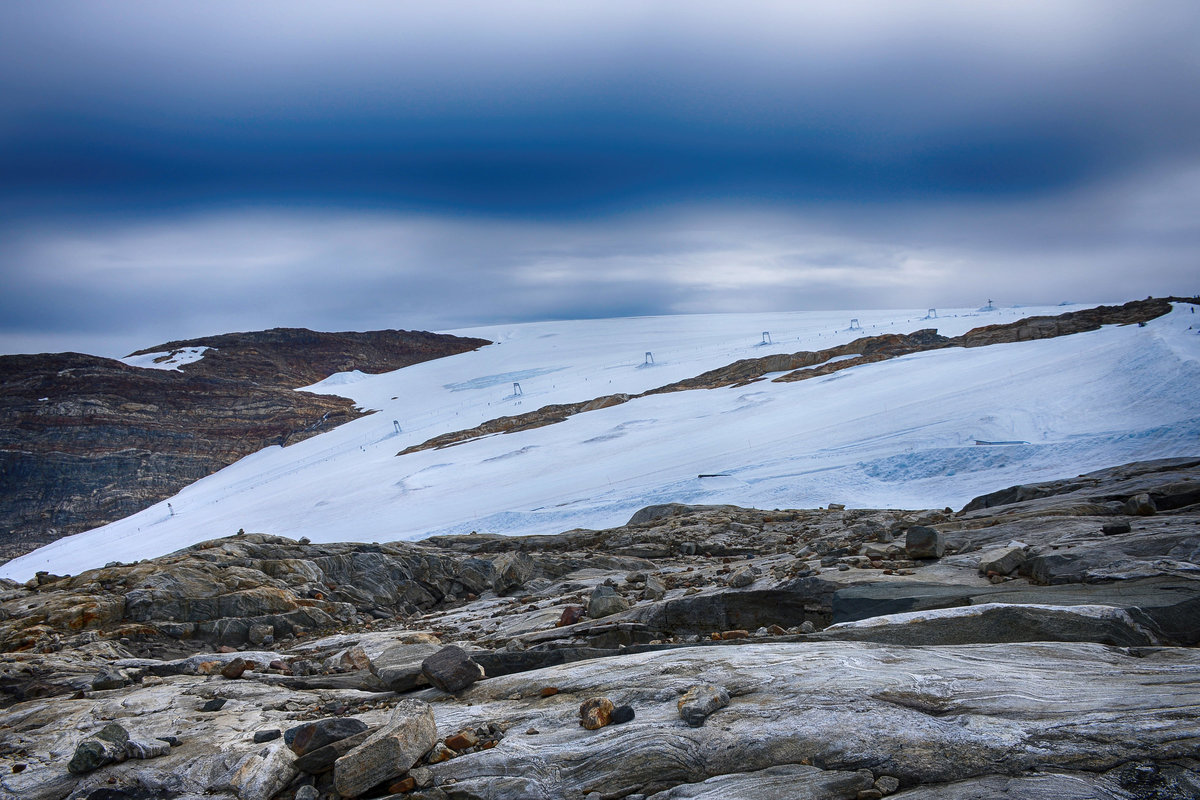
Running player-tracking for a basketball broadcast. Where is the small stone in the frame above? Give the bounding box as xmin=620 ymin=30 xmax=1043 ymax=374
xmin=858 ymin=791 xmax=884 ymax=800
xmin=539 ymin=686 xmax=560 ymax=697
xmin=293 ymin=730 xmax=373 ymax=774
xmin=611 ymin=705 xmax=635 ymax=724
xmin=410 ymin=766 xmax=433 ymax=787
xmin=125 ymin=738 xmax=170 ymax=759
xmin=444 ymin=730 xmax=479 ymax=751
xmin=68 ymin=738 xmax=127 ymax=774
xmin=11 ymin=764 xmax=26 ymax=774
xmin=977 ymin=545 xmax=1025 ymax=576
xmin=678 ymin=685 xmax=730 ymax=727
xmin=727 ymin=568 xmax=754 ymax=588
xmin=288 ymin=717 xmax=369 ymax=756
xmin=641 ymin=575 xmax=667 ymax=601
xmin=91 ymin=667 xmax=129 ymax=691
xmin=1124 ymin=493 xmax=1157 ymax=516
xmin=875 ymin=775 xmax=901 ymax=795
xmin=719 ymin=629 xmax=749 ymax=640
xmin=295 ymin=786 xmax=319 ymax=800
xmin=388 ymin=776 xmax=417 ymax=793
xmin=254 ymin=729 xmax=282 ymax=743
xmin=525 ymin=728 xmax=540 ymax=736
xmin=905 ymin=526 xmax=945 ymax=559
xmin=221 ymin=657 xmax=250 ymax=679
xmin=421 ymin=645 xmax=485 ymax=693
xmin=799 ymin=620 xmax=816 ymax=633
xmin=558 ymin=605 xmax=585 ymax=627
xmin=425 ymin=742 xmax=454 ymax=764
xmin=767 ymin=624 xmax=787 ymax=636
xmin=828 ymin=502 xmax=846 ymax=511
xmin=1103 ymin=521 xmax=1133 ymax=535
xmin=96 ymin=724 xmax=129 ymax=746
xmin=580 ymin=697 xmax=615 ymax=730
xmin=200 ymin=698 xmax=227 ymax=712
xmin=248 ymin=623 xmax=274 ymax=646
xmin=587 ymin=585 xmax=630 ymax=619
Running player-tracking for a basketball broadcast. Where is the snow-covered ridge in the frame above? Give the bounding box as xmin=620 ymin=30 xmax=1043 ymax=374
xmin=120 ymin=346 xmax=210 ymax=371
xmin=5 ymin=303 xmax=1198 ymax=581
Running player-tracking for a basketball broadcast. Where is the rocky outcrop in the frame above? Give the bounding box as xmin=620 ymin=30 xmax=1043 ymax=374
xmin=0 ymin=328 xmax=489 ymax=562
xmin=1 ymin=457 xmax=1198 ymax=798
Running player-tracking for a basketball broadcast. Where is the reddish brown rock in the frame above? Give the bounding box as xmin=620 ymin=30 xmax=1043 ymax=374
xmin=580 ymin=697 xmax=615 ymax=730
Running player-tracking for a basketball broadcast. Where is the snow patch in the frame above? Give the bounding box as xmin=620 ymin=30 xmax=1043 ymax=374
xmin=121 ymin=346 xmax=209 ymax=371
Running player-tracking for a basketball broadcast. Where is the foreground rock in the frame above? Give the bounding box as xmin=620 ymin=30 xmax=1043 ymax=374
xmin=0 ymin=456 xmax=1198 ymax=799
xmin=333 ymin=699 xmax=437 ymax=797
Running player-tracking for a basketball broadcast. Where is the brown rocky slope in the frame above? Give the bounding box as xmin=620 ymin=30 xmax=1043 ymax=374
xmin=0 ymin=329 xmax=489 ymax=563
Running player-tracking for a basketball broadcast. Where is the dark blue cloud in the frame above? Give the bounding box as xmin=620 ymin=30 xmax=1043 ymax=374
xmin=2 ymin=2 xmax=1197 ymax=218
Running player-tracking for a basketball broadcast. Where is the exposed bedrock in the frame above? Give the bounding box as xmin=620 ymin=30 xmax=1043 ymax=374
xmin=1 ymin=457 xmax=1199 ymax=798
xmin=0 ymin=328 xmax=489 ymax=562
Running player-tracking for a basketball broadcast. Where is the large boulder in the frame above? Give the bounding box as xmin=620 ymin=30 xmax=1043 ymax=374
xmin=421 ymin=644 xmax=485 ymax=693
xmin=333 ymin=699 xmax=437 ymax=798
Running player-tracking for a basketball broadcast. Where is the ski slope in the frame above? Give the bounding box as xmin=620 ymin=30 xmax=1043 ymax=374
xmin=4 ymin=303 xmax=1199 ymax=581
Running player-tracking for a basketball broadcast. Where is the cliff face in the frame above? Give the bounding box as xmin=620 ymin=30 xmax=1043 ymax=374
xmin=0 ymin=329 xmax=489 ymax=562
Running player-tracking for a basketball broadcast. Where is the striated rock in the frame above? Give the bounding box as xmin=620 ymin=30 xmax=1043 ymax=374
xmin=815 ymin=603 xmax=1162 ymax=647
xmin=421 ymin=644 xmax=485 ymax=693
xmin=678 ymin=684 xmax=730 ymax=727
xmin=644 ymin=763 xmax=873 ymax=799
xmin=580 ymin=697 xmax=616 ymax=730
xmin=333 ymin=699 xmax=437 ymax=798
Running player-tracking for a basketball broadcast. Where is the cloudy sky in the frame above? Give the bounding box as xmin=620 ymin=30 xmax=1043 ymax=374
xmin=2 ymin=1 xmax=1197 ymax=357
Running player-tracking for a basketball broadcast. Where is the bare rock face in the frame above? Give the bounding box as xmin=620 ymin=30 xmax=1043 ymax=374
xmin=0 ymin=327 xmax=489 ymax=561
xmin=1 ymin=457 xmax=1199 ymax=800
xmin=333 ymin=699 xmax=437 ymax=798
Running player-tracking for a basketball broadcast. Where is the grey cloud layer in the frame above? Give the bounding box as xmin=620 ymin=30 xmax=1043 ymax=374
xmin=0 ymin=2 xmax=1197 ymax=354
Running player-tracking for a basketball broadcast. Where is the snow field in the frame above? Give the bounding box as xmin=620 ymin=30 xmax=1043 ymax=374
xmin=3 ymin=303 xmax=1197 ymax=581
